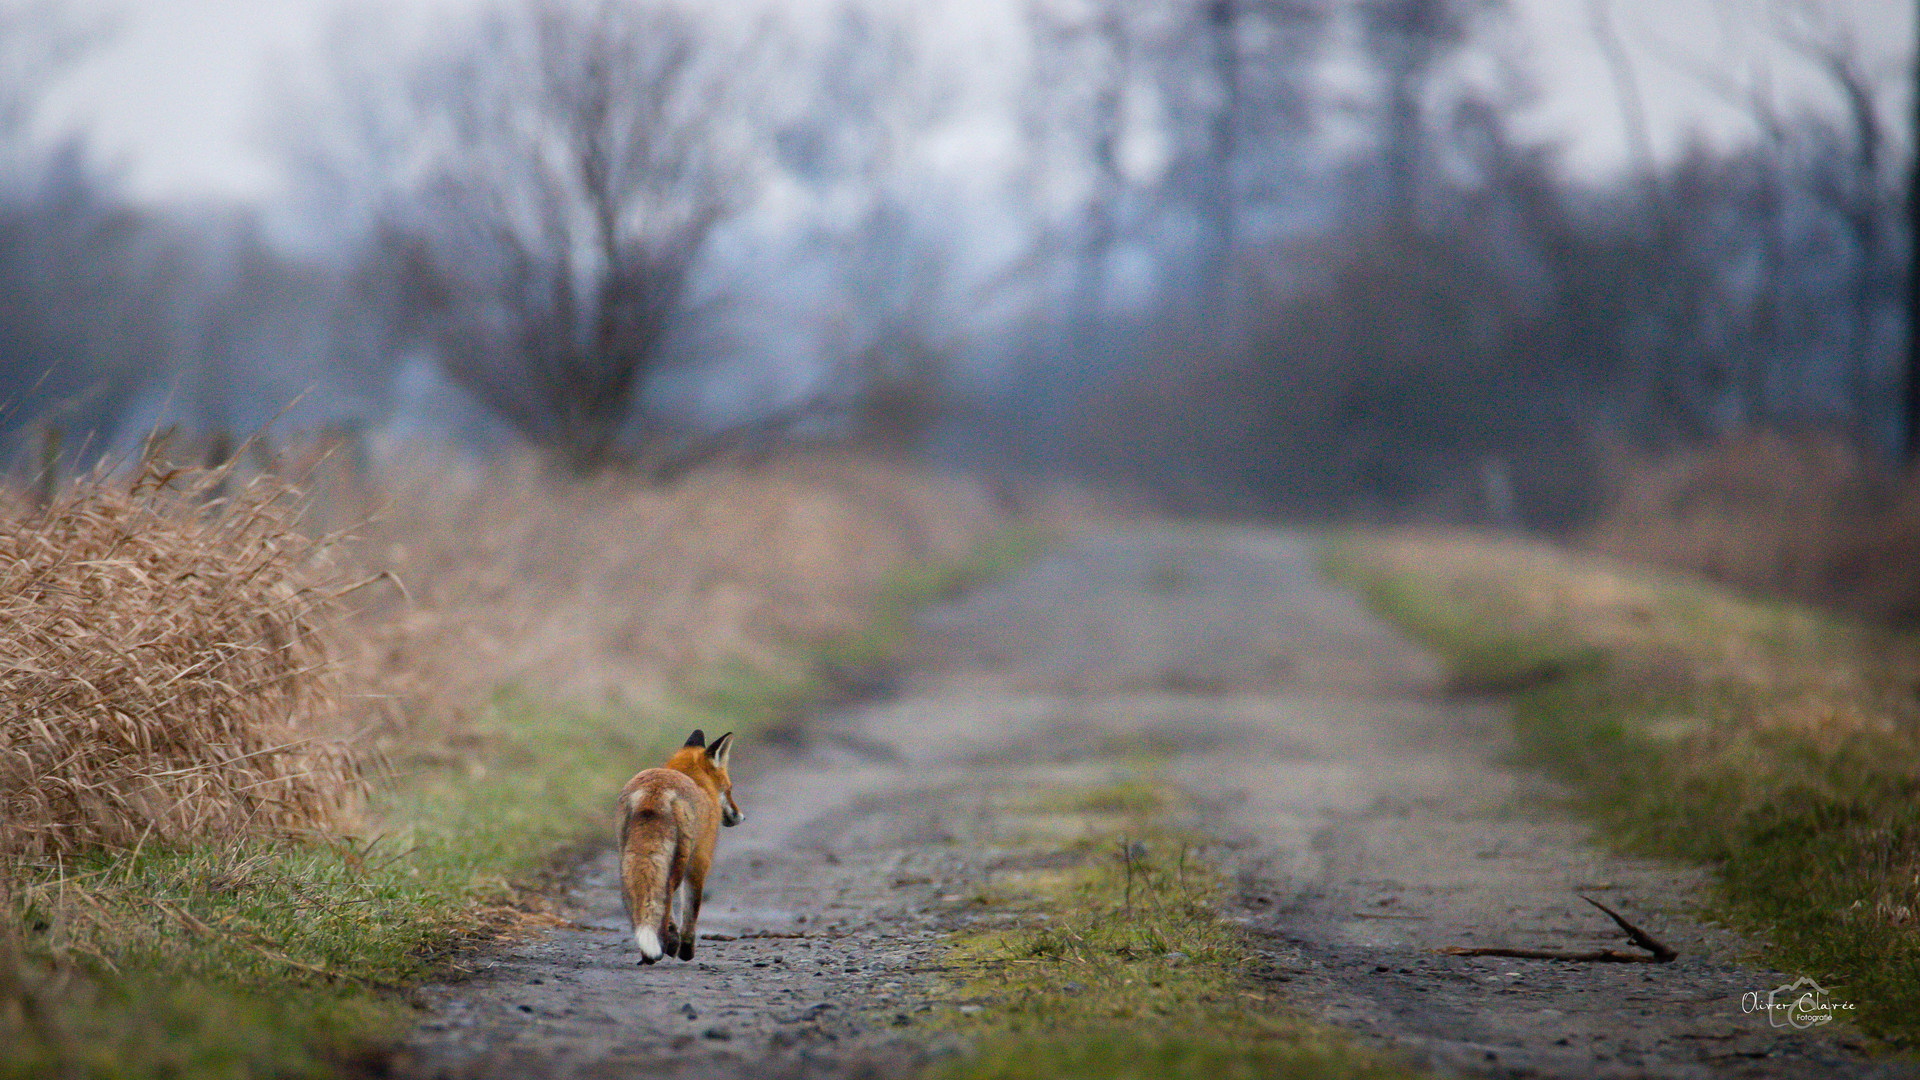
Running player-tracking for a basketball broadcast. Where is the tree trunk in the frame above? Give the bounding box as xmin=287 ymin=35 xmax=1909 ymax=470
xmin=1907 ymin=2 xmax=1920 ymax=462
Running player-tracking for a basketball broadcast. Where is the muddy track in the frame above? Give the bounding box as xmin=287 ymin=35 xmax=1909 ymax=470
xmin=393 ymin=527 xmax=1912 ymax=1079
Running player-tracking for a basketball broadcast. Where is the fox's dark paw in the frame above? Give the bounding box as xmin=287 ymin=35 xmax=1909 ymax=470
xmin=661 ymin=925 xmax=680 ymax=956
xmin=678 ymin=937 xmax=696 ymax=961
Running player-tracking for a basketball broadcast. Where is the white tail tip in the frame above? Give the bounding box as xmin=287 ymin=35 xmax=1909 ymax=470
xmin=635 ymin=927 xmax=663 ymax=961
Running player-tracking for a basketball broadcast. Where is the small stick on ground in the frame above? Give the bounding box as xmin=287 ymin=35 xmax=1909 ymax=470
xmin=1581 ymin=895 xmax=1678 ymax=961
xmin=1436 ymin=895 xmax=1678 ymax=963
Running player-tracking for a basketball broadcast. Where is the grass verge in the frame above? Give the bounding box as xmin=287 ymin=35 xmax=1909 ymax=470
xmin=925 ymin=773 xmax=1417 ymax=1080
xmin=1325 ymin=530 xmax=1920 ymax=1048
xmin=818 ymin=523 xmax=1056 ymax=674
xmin=699 ymin=522 xmax=1058 ymax=729
xmin=1 ymin=522 xmax=1058 ymax=1079
xmin=1 ymin=691 xmax=720 ymax=1079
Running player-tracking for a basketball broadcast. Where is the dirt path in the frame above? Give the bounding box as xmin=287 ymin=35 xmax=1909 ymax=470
xmin=395 ymin=526 xmax=1910 ymax=1079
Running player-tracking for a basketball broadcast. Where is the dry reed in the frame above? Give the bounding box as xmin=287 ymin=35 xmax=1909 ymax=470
xmin=0 ymin=444 xmax=1044 ymax=853
xmin=1583 ymin=431 xmax=1920 ymax=625
xmin=344 ymin=449 xmax=1015 ymax=735
xmin=0 ymin=466 xmax=363 ymax=859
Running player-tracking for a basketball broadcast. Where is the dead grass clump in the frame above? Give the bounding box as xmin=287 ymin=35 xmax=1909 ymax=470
xmin=0 ymin=468 xmax=363 ymax=859
xmin=1582 ymin=431 xmax=1920 ymax=624
xmin=346 ymin=449 xmax=1020 ymax=735
xmin=1343 ymin=527 xmax=1920 ymax=746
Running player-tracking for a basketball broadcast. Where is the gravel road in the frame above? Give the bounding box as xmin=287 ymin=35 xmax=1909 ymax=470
xmin=394 ymin=526 xmax=1912 ymax=1079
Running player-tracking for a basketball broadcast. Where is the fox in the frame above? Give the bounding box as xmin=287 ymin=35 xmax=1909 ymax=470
xmin=618 ymin=728 xmax=744 ymax=964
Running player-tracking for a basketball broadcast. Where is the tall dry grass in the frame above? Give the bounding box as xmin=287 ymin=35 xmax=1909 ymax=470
xmin=0 ymin=467 xmax=364 ymax=859
xmin=0 ymin=442 xmax=1055 ymax=1077
xmin=1582 ymin=431 xmax=1920 ymax=625
xmin=0 ymin=442 xmax=1036 ymax=859
xmin=344 ymin=449 xmax=1016 ymax=738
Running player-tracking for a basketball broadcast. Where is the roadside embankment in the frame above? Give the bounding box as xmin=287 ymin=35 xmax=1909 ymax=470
xmin=1328 ymin=529 xmax=1920 ymax=1048
xmin=0 ymin=450 xmax=1048 ymax=1079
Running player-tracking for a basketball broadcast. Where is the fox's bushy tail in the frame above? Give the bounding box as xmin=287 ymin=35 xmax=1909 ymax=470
xmin=621 ymin=805 xmax=680 ymax=963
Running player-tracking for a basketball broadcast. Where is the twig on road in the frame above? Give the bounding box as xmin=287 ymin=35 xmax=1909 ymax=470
xmin=1436 ymin=895 xmax=1678 ymax=963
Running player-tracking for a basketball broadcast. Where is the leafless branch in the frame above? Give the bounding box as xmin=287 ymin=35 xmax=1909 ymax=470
xmin=1587 ymin=0 xmax=1659 ymax=187
xmin=1437 ymin=896 xmax=1678 ymax=963
xmin=324 ymin=0 xmax=752 ymax=474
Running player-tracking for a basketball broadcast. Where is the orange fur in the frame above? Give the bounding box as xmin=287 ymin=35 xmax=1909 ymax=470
xmin=618 ymin=731 xmax=743 ymax=963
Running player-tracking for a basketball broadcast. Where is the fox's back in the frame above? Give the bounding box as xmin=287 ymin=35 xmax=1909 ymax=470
xmin=621 ymin=766 xmax=704 ymax=824
xmin=620 ymin=765 xmax=718 ymax=852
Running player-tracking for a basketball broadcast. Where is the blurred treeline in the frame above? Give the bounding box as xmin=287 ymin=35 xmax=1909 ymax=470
xmin=0 ymin=0 xmax=1908 ymax=527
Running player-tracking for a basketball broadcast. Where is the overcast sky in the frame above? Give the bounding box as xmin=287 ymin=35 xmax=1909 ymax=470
xmin=33 ymin=0 xmax=1916 ymax=206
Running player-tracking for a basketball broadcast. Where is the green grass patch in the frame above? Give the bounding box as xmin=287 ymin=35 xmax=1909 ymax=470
xmin=698 ymin=526 xmax=1057 ymax=732
xmin=689 ymin=656 xmax=829 ymax=733
xmin=0 ymin=688 xmax=741 ymax=1079
xmin=1321 ymin=542 xmax=1600 ymax=692
xmin=818 ymin=523 xmax=1056 ymax=673
xmin=884 ymin=524 xmax=1056 ymax=613
xmin=926 ymin=781 xmax=1417 ymax=1080
xmin=1021 ymin=778 xmax=1166 ymax=819
xmin=1327 ymin=532 xmax=1920 ymax=1048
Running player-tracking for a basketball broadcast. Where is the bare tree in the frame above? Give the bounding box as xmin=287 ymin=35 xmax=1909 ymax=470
xmin=1184 ymin=0 xmax=1330 ymax=315
xmin=1776 ymin=13 xmax=1903 ymax=430
xmin=794 ymin=8 xmax=958 ymax=414
xmin=1356 ymin=0 xmax=1495 ymax=221
xmin=320 ymin=0 xmax=749 ymax=474
xmin=0 ymin=2 xmax=105 ymax=153
xmin=1649 ymin=2 xmax=1907 ymax=441
xmin=1022 ymin=0 xmax=1140 ymax=379
xmin=1021 ymin=0 xmax=1324 ymax=343
xmin=1908 ymin=0 xmax=1919 ymax=462
xmin=0 ymin=5 xmax=174 ymax=461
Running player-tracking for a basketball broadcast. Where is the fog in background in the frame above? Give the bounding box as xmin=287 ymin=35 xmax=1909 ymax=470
xmin=2 ymin=0 xmax=1913 ymax=523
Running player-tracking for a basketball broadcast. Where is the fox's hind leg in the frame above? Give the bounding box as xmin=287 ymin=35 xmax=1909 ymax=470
xmin=677 ymin=867 xmax=705 ymax=961
xmin=659 ymin=824 xmax=692 ymax=959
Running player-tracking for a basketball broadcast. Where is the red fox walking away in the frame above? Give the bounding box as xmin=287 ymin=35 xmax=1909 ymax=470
xmin=618 ymin=729 xmax=744 ymax=963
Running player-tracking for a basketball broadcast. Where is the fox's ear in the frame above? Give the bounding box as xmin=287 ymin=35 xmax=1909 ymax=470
xmin=707 ymin=731 xmax=734 ymax=769
xmin=684 ymin=729 xmax=707 ymax=749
